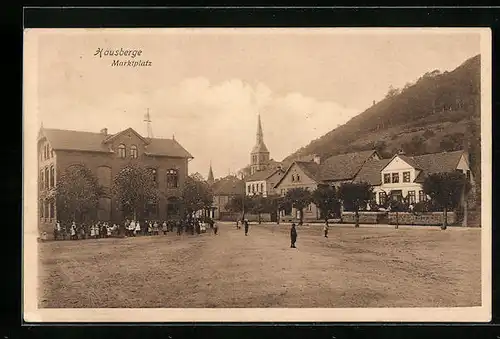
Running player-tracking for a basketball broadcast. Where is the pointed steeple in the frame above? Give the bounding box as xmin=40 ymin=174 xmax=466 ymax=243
xmin=207 ymin=161 xmax=215 ymax=185
xmin=256 ymin=114 xmax=264 ymax=145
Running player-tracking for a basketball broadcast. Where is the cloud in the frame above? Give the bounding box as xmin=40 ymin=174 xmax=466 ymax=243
xmin=39 ymin=77 xmax=360 ymax=178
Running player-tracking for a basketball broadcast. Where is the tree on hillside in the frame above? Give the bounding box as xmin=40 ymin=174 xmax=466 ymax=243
xmin=440 ymin=133 xmax=466 ymax=152
xmin=422 ymin=172 xmax=470 ymax=230
xmin=402 ymin=135 xmax=427 ymax=156
xmin=385 ymin=85 xmax=401 ymax=98
xmin=284 ymin=188 xmax=312 ymax=225
xmin=55 ymin=164 xmax=103 ymax=223
xmin=311 ymin=184 xmax=340 ymax=222
xmin=338 ymin=182 xmax=373 ymax=228
xmin=112 ymin=164 xmax=160 ymax=220
xmin=182 ymin=175 xmax=213 ymax=219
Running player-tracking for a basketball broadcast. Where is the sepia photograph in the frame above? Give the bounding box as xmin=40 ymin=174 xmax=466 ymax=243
xmin=23 ymin=27 xmax=491 ymax=322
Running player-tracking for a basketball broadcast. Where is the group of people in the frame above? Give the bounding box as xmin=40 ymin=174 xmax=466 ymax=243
xmin=48 ymin=217 xmax=219 ymax=241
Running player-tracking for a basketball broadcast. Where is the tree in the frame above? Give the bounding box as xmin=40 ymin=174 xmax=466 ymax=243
xmin=112 ymin=163 xmax=160 ymax=220
xmin=338 ymin=182 xmax=374 ymax=228
xmin=55 ymin=164 xmax=102 ymax=223
xmin=385 ymin=85 xmax=401 ymax=98
xmin=182 ymin=175 xmax=214 ymax=219
xmin=225 ymin=195 xmax=254 ymax=220
xmin=387 ymin=192 xmax=407 ymax=229
xmin=311 ymin=184 xmax=340 ymax=222
xmin=249 ymin=194 xmax=270 ymax=224
xmin=284 ymin=187 xmax=312 ymax=225
xmin=422 ymin=172 xmax=470 ymax=230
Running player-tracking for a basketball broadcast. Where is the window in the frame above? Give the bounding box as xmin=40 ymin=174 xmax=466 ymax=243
xmin=296 ymin=174 xmax=300 ymax=182
xmin=307 ymin=203 xmax=312 ymax=212
xmin=167 ymin=197 xmax=180 ymax=215
xmin=118 ymin=144 xmax=126 ymax=158
xmin=260 ymin=183 xmax=264 ymax=192
xmin=44 ymin=167 xmax=49 ymax=189
xmin=40 ymin=169 xmax=44 ymax=190
xmin=418 ymin=190 xmax=426 ymax=202
xmin=49 ymin=166 xmax=55 ymax=188
xmin=149 ymin=168 xmax=157 ymax=184
xmin=466 ymin=170 xmax=471 ymax=181
xmin=392 ymin=173 xmax=399 ymax=183
xmin=379 ymin=192 xmax=387 ymax=205
xmin=383 ymin=173 xmax=391 ymax=184
xmin=49 ymin=201 xmax=54 ymax=219
xmin=403 ymin=171 xmax=411 ymax=183
xmin=252 ymin=184 xmax=255 ymax=193
xmin=44 ymin=200 xmax=49 ymax=220
xmin=130 ymin=145 xmax=138 ymax=159
xmin=40 ymin=201 xmax=44 ymax=219
xmin=408 ymin=190 xmax=416 ymax=204
xmin=292 ymin=174 xmax=295 ymax=182
xmin=281 ymin=189 xmax=285 ymax=196
xmin=166 ymin=169 xmax=178 ymax=188
xmin=248 ymin=185 xmax=251 ymax=194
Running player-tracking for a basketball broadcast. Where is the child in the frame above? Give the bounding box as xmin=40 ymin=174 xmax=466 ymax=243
xmin=213 ymin=221 xmax=219 ymax=235
xmin=148 ymin=221 xmax=153 ymax=236
xmin=153 ymin=221 xmax=159 ymax=235
xmin=70 ymin=223 xmax=77 ymax=240
xmin=107 ymin=223 xmax=112 ymax=238
xmin=90 ymin=223 xmax=95 ymax=239
xmin=162 ymin=221 xmax=168 ymax=235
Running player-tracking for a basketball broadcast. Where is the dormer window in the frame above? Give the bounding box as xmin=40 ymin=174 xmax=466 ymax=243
xmin=118 ymin=144 xmax=126 ymax=158
xmin=130 ymin=145 xmax=138 ymax=159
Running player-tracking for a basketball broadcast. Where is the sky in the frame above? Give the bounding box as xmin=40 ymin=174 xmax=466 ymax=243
xmin=32 ymin=28 xmax=481 ymax=178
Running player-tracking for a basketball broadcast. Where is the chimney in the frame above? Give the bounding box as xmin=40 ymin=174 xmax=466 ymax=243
xmin=313 ymin=154 xmax=321 ymax=164
xmin=100 ymin=128 xmax=108 ymax=136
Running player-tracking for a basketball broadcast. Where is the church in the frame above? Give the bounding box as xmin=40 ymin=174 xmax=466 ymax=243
xmin=37 ymin=113 xmax=193 ymax=233
xmin=245 ymin=115 xmax=284 ymax=197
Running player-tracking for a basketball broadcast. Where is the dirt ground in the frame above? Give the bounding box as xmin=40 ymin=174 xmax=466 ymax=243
xmin=37 ymin=222 xmax=481 ymax=308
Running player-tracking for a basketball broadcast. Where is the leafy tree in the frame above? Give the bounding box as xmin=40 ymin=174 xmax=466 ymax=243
xmin=112 ymin=163 xmax=160 ymax=220
xmin=311 ymin=184 xmax=340 ymax=222
xmin=338 ymin=182 xmax=374 ymax=228
xmin=182 ymin=175 xmax=214 ymax=219
xmin=387 ymin=192 xmax=407 ymax=229
xmin=249 ymin=194 xmax=270 ymax=224
xmin=402 ymin=135 xmax=427 ymax=156
xmin=55 ymin=164 xmax=102 ymax=223
xmin=225 ymin=195 xmax=255 ymax=220
xmin=385 ymin=85 xmax=401 ymax=98
xmin=284 ymin=187 xmax=312 ymax=225
xmin=422 ymin=172 xmax=470 ymax=230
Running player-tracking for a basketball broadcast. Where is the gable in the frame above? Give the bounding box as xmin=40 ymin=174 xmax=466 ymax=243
xmin=274 ymin=162 xmax=318 ymax=189
xmin=456 ymin=154 xmax=470 ymax=171
xmin=103 ymin=127 xmax=147 ymax=145
xmin=382 ymin=156 xmax=416 ymax=172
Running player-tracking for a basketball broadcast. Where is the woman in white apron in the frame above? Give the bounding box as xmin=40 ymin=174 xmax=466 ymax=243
xmin=129 ymin=220 xmax=136 ymax=237
xmin=70 ymin=222 xmax=77 ymax=240
xmin=135 ymin=221 xmax=141 ymax=236
xmin=90 ymin=224 xmax=95 ymax=238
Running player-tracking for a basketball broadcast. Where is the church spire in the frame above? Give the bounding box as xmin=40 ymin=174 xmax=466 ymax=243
xmin=256 ymin=114 xmax=264 ymax=145
xmin=207 ymin=161 xmax=215 ymax=185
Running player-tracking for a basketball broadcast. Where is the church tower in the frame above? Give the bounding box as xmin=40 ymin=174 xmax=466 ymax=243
xmin=207 ymin=161 xmax=215 ymax=185
xmin=250 ymin=114 xmax=270 ymax=175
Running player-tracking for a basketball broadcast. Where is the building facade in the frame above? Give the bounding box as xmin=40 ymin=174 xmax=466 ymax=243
xmin=209 ymin=175 xmax=245 ymax=220
xmin=245 ymin=167 xmax=285 ymax=197
xmin=38 ymin=126 xmax=193 ymax=229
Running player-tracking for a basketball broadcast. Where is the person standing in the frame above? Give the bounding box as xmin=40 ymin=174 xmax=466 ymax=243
xmin=135 ymin=220 xmax=141 ymax=236
xmin=244 ymin=219 xmax=249 ymax=236
xmin=290 ymin=223 xmax=297 ymax=248
xmin=162 ymin=220 xmax=168 ymax=235
xmin=70 ymin=222 xmax=77 ymax=240
xmin=176 ymin=220 xmax=182 ymax=236
xmin=324 ymin=220 xmax=329 ymax=238
xmin=213 ymin=221 xmax=219 ymax=235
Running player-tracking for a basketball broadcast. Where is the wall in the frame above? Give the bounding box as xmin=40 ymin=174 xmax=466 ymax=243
xmin=341 ymin=211 xmax=388 ymax=224
xmin=388 ymin=212 xmax=457 ymax=226
xmin=275 ymin=163 xmax=318 ymax=196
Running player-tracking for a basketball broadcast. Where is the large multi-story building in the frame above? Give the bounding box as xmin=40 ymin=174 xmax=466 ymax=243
xmin=37 ymin=125 xmax=193 ymax=229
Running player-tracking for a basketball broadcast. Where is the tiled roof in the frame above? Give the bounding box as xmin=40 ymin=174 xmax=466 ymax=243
xmin=295 ymin=161 xmax=322 ymax=182
xmin=353 ymin=158 xmax=391 ymax=185
xmin=40 ymin=128 xmax=193 ymax=158
xmin=318 ymin=150 xmax=377 ymax=181
xmin=412 ymin=150 xmax=465 ymax=182
xmin=245 ymin=167 xmax=283 ymax=182
xmin=251 ymin=141 xmax=269 ymax=154
xmin=212 ymin=176 xmax=245 ymax=196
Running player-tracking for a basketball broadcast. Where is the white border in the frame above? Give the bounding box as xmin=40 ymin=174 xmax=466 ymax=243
xmin=22 ymin=27 xmax=492 ymax=323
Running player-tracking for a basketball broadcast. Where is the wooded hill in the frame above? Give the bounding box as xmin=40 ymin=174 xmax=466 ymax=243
xmin=282 ymin=55 xmax=481 ymax=179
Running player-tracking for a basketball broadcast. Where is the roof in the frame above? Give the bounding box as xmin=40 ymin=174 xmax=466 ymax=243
xmin=212 ymin=176 xmax=245 ymax=196
xmin=251 ymin=141 xmax=269 ymax=154
xmin=318 ymin=150 xmax=377 ymax=181
xmin=353 ymin=158 xmax=391 ymax=185
xmin=40 ymin=128 xmax=193 ymax=158
xmin=295 ymin=161 xmax=322 ymax=182
xmin=245 ymin=167 xmax=283 ymax=182
xmin=412 ymin=150 xmax=465 ymax=182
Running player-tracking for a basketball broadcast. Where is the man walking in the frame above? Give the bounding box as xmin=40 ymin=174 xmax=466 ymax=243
xmin=290 ymin=223 xmax=297 ymax=248
xmin=324 ymin=220 xmax=329 ymax=238
xmin=244 ymin=219 xmax=249 ymax=236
